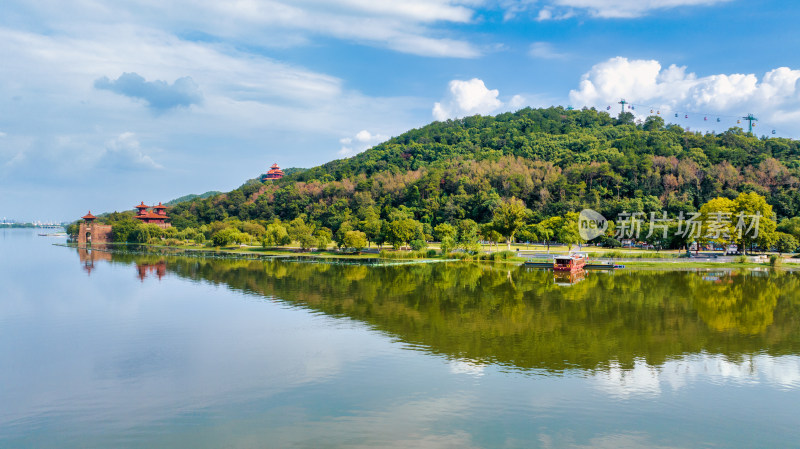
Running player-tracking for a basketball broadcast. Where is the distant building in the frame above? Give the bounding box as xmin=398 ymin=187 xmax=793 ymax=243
xmin=262 ymin=163 xmax=284 ymax=181
xmin=133 ymin=202 xmax=171 ymax=228
xmin=78 ymin=202 xmax=170 ymax=245
xmin=77 ymin=211 xmax=112 ymax=245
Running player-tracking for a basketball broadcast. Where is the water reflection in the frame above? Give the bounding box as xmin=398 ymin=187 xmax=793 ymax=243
xmin=77 ymin=247 xmax=112 ymax=275
xmin=89 ymin=249 xmax=800 ymax=382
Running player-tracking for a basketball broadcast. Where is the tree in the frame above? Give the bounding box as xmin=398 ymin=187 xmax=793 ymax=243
xmin=516 ymin=224 xmax=538 ymax=247
xmin=559 ymin=212 xmax=584 ymax=251
xmin=440 ymin=235 xmax=456 ymax=254
xmin=288 ymin=216 xmax=314 ymax=243
xmin=240 ymin=221 xmax=266 ymax=238
xmin=360 ymin=215 xmax=383 ymax=248
xmin=388 ymin=219 xmax=422 ymax=250
xmin=263 ymin=222 xmax=291 ymax=247
xmin=538 ymin=217 xmax=561 ymax=254
xmin=643 ymin=115 xmax=665 ymax=131
xmin=298 ymin=233 xmax=318 ymax=251
xmin=434 ymin=223 xmax=457 ymax=242
xmin=774 ymin=232 xmax=798 ymax=255
xmin=213 ymin=227 xmax=247 ymax=246
xmin=777 ymin=217 xmax=800 ymax=241
xmin=457 ymin=219 xmax=480 ymax=252
xmin=342 ymin=230 xmax=368 ymax=252
xmin=314 ymin=227 xmax=332 ymax=251
xmin=334 ymin=221 xmax=354 ymax=249
xmin=491 ymin=197 xmax=530 ymax=250
xmin=698 ymin=197 xmax=736 ymax=249
xmin=732 ymin=192 xmax=777 ymax=253
xmin=111 ymin=219 xmax=141 ymax=243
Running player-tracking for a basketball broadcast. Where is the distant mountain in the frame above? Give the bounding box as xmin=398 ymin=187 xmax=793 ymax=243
xmin=165 ymin=191 xmax=222 ymax=206
xmin=163 ymin=106 xmax=800 ymax=230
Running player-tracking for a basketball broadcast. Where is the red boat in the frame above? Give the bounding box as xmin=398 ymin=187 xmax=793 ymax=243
xmin=553 ymin=254 xmax=587 ymax=272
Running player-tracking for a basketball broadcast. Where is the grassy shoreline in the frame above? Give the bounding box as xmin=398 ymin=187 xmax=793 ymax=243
xmin=61 ymin=241 xmax=800 ymax=270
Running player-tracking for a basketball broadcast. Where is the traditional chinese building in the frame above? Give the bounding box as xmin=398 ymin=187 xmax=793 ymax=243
xmin=262 ymin=163 xmax=284 ymax=181
xmin=78 ymin=211 xmax=113 ymax=245
xmin=133 ymin=202 xmax=171 ymax=228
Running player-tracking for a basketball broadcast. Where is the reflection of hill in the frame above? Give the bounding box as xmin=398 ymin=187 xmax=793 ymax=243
xmin=105 ymin=252 xmax=800 ymax=373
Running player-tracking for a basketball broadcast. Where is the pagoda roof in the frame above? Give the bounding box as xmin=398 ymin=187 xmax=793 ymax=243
xmin=152 ymin=202 xmax=167 ymax=209
xmin=134 ymin=211 xmax=168 ymax=220
xmin=82 ymin=211 xmax=96 ymax=220
xmin=135 ymin=201 xmax=148 ymax=209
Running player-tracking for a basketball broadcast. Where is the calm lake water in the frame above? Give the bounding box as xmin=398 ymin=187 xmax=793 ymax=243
xmin=2 ymin=228 xmax=800 ymax=448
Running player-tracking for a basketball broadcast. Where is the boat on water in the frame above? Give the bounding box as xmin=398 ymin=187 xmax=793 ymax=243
xmin=553 ymin=254 xmax=587 ymax=272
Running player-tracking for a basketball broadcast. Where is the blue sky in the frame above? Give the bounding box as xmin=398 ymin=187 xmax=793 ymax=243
xmin=2 ymin=0 xmax=800 ymax=221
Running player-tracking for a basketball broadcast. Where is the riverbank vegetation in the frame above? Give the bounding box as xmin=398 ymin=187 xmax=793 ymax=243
xmin=70 ymin=106 xmax=800 ymax=257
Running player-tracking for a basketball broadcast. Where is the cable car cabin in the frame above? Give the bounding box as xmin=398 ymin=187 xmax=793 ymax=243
xmin=553 ymin=254 xmax=587 ymax=272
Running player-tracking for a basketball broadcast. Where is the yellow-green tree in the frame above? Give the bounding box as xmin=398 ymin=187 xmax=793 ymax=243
xmin=732 ymin=192 xmax=776 ymax=253
xmin=491 ymin=197 xmax=530 ymax=251
xmin=698 ymin=196 xmax=736 ymax=248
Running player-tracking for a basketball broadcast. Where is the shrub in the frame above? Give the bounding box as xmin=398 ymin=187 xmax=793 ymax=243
xmin=769 ymin=255 xmax=782 ymax=267
xmin=410 ymin=239 xmax=427 ymax=251
xmin=496 ymin=250 xmax=515 ymax=260
xmin=446 ymin=251 xmax=472 ymax=260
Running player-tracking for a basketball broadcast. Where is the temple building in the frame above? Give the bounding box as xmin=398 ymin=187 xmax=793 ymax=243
xmin=133 ymin=202 xmax=171 ymax=227
xmin=262 ymin=163 xmax=284 ymax=181
xmin=78 ymin=211 xmax=112 ymax=245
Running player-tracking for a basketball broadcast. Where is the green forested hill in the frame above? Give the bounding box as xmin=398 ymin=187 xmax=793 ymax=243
xmin=167 ymin=106 xmax=800 ymax=232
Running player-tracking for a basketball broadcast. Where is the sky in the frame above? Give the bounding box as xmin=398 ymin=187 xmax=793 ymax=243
xmin=2 ymin=0 xmax=800 ymax=221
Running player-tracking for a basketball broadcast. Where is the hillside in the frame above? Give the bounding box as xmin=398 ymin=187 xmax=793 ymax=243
xmin=166 ymin=106 xmax=800 ymax=231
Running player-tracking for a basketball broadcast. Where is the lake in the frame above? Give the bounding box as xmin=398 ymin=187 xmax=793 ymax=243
xmin=2 ymin=228 xmax=799 ymax=448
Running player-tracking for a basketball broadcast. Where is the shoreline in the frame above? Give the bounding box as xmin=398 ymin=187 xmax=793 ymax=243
xmin=57 ymin=242 xmax=799 ymax=270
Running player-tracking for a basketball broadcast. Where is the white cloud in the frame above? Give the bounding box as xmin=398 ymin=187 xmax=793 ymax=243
xmin=528 ymin=41 xmax=567 ymax=59
xmin=508 ymin=94 xmax=527 ymax=109
xmin=100 ymin=132 xmax=163 ymax=170
xmin=503 ymin=0 xmax=731 ymax=20
xmin=569 ymin=57 xmax=800 ymax=134
xmin=13 ymin=0 xmax=482 ymax=58
xmin=433 ymin=78 xmax=504 ymax=120
xmin=338 ymin=129 xmax=389 ymax=157
xmin=555 ymin=0 xmax=732 ymax=18
xmin=94 ymin=72 xmax=203 ymax=111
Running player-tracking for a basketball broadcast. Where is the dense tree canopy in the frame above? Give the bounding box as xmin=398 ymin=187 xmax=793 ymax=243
xmin=79 ymin=106 xmax=800 ymax=251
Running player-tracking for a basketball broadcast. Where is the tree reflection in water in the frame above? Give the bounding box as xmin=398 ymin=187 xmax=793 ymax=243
xmin=104 ymin=252 xmax=800 ymax=374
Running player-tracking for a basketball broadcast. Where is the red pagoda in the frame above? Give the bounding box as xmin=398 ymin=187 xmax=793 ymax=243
xmin=262 ymin=163 xmax=284 ymax=181
xmin=133 ymin=201 xmax=170 ymax=226
xmin=82 ymin=211 xmax=97 ymax=222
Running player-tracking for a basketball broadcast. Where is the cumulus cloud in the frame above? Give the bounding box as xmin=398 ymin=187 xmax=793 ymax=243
xmin=338 ymin=130 xmax=389 ymax=157
xmin=99 ymin=132 xmax=162 ymax=170
xmin=95 ymin=72 xmax=203 ymax=111
xmin=433 ymin=78 xmax=505 ymax=120
xmin=569 ymin=57 xmax=800 ymax=134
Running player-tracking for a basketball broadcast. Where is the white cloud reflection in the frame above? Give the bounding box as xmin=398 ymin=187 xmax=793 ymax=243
xmin=594 ymin=353 xmax=800 ymax=399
